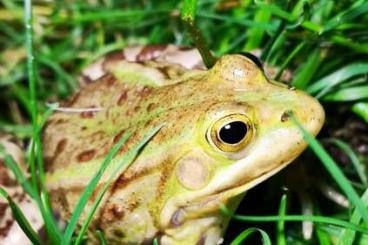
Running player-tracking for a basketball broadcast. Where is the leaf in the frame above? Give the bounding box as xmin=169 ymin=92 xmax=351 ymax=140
xmin=306 ymin=63 xmax=368 ymax=97
xmin=277 ymin=194 xmax=287 ymax=245
xmin=323 ymin=85 xmax=368 ymax=101
xmin=230 ymin=227 xmax=271 ymax=245
xmin=233 ymin=214 xmax=368 ymax=234
xmin=325 ymin=138 xmax=367 ymax=186
xmin=338 ymin=188 xmax=368 ymax=245
xmin=0 ymin=187 xmax=42 ymax=245
xmin=352 ymin=102 xmax=368 ymax=123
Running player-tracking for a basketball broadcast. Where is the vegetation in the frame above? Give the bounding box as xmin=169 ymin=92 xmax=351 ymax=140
xmin=0 ymin=0 xmax=367 ymax=244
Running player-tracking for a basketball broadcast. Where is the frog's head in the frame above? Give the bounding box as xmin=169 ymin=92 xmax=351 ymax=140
xmin=157 ymin=54 xmax=324 ymax=230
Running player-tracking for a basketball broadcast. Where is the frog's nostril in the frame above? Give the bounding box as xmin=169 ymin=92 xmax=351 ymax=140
xmin=281 ymin=110 xmax=293 ymax=122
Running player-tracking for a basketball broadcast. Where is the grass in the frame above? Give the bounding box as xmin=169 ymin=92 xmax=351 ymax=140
xmin=0 ymin=0 xmax=367 ymax=244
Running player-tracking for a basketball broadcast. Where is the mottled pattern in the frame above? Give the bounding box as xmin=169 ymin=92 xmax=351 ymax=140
xmin=43 ymin=46 xmax=324 ymax=244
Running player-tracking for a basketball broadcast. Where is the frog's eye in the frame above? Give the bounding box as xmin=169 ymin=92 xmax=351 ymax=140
xmin=209 ymin=114 xmax=254 ymax=152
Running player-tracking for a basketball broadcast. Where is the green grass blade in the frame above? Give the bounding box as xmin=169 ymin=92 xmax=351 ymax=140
xmin=292 ymin=49 xmax=322 ymax=89
xmin=306 ymin=63 xmax=368 ymax=97
xmin=323 ymin=85 xmax=368 ymax=101
xmin=274 ymin=41 xmax=306 ymax=80
xmin=230 ymin=227 xmax=271 ymax=245
xmin=96 ymin=230 xmax=107 ymax=245
xmin=233 ymin=214 xmax=368 ymax=234
xmin=339 ymin=188 xmax=368 ymax=245
xmin=243 ymin=8 xmax=271 ymax=51
xmin=153 ymin=238 xmax=159 ymax=245
xmin=277 ymin=194 xmax=287 ymax=245
xmin=62 ymin=132 xmax=132 ymax=244
xmin=325 ymin=138 xmax=367 ymax=186
xmin=291 ymin=116 xmax=368 ymax=224
xmin=0 ymin=145 xmax=36 ymax=197
xmin=0 ymin=187 xmax=42 ymax=245
xmin=352 ymin=102 xmax=368 ymax=123
xmin=74 ymin=124 xmax=163 ymax=245
xmin=24 ymin=0 xmax=62 ymax=242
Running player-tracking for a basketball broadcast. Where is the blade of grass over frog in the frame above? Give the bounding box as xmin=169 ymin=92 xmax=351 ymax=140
xmin=352 ymin=102 xmax=368 ymax=123
xmin=97 ymin=230 xmax=107 ymax=245
xmin=74 ymin=124 xmax=163 ymax=245
xmin=323 ymin=85 xmax=368 ymax=101
xmin=62 ymin=132 xmax=131 ymax=244
xmin=0 ymin=145 xmax=36 ymax=197
xmin=0 ymin=187 xmax=42 ymax=245
xmin=325 ymin=138 xmax=367 ymax=186
xmin=339 ymin=188 xmax=368 ymax=245
xmin=181 ymin=0 xmax=216 ymax=68
xmin=0 ymin=123 xmax=33 ymax=138
xmin=232 ymin=214 xmax=368 ymax=234
xmin=274 ymin=41 xmax=306 ymax=81
xmin=230 ymin=227 xmax=271 ymax=245
xmin=277 ymin=194 xmax=287 ymax=245
xmin=24 ymin=0 xmax=62 ymax=242
xmin=306 ymin=63 xmax=368 ymax=97
xmin=290 ymin=116 xmax=368 ymax=224
xmin=153 ymin=238 xmax=159 ymax=245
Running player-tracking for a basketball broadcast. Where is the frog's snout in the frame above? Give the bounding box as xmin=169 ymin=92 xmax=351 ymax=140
xmin=289 ymin=91 xmax=325 ymax=137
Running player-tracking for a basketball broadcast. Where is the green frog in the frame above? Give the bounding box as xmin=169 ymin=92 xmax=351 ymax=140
xmin=41 ymin=45 xmax=325 ymax=244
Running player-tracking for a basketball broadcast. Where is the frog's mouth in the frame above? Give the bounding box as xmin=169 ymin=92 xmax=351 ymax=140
xmin=160 ymin=127 xmax=309 ymax=228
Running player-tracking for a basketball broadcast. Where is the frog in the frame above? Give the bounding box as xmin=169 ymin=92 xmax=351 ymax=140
xmin=42 ymin=44 xmax=325 ymax=245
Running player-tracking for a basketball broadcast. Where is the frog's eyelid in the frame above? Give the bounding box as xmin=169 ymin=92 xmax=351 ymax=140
xmin=237 ymin=52 xmax=264 ymax=71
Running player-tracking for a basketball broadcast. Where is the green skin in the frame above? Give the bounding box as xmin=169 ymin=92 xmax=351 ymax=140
xmin=43 ymin=46 xmax=325 ymax=245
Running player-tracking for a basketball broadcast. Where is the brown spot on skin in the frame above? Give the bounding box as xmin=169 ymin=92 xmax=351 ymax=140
xmin=102 ymin=73 xmax=117 ymax=86
xmin=56 ymin=139 xmax=67 ymax=155
xmin=0 ymin=219 xmax=14 ymax=237
xmin=104 ymin=51 xmax=125 ymax=63
xmin=147 ymin=103 xmax=157 ymax=112
xmin=137 ymin=45 xmax=168 ymax=62
xmin=77 ymin=149 xmax=96 ymax=162
xmin=81 ymin=108 xmax=96 ymax=118
xmin=112 ymin=205 xmax=124 ymax=219
xmin=67 ymin=91 xmax=81 ymax=106
xmin=113 ymin=130 xmax=126 ymax=144
xmin=0 ymin=160 xmax=17 ymax=187
xmin=281 ymin=110 xmax=292 ymax=122
xmin=196 ymin=234 xmax=206 ymax=245
xmin=0 ymin=203 xmax=8 ymax=218
xmin=113 ymin=229 xmax=125 ymax=238
xmin=133 ymin=105 xmax=141 ymax=112
xmin=80 ymin=75 xmax=94 ymax=84
xmin=136 ymin=86 xmax=153 ymax=99
xmin=117 ymin=90 xmax=128 ymax=106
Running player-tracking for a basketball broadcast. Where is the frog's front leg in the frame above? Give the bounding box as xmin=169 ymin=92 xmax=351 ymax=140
xmin=161 ymin=216 xmax=223 ymax=245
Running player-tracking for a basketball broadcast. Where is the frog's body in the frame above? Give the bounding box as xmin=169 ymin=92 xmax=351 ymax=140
xmin=42 ymin=45 xmax=324 ymax=244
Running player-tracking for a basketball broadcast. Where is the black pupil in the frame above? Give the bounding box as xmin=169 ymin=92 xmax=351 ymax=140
xmin=219 ymin=121 xmax=248 ymax=144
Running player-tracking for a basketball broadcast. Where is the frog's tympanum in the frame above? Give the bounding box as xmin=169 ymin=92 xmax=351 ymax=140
xmin=42 ymin=45 xmax=325 ymax=245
